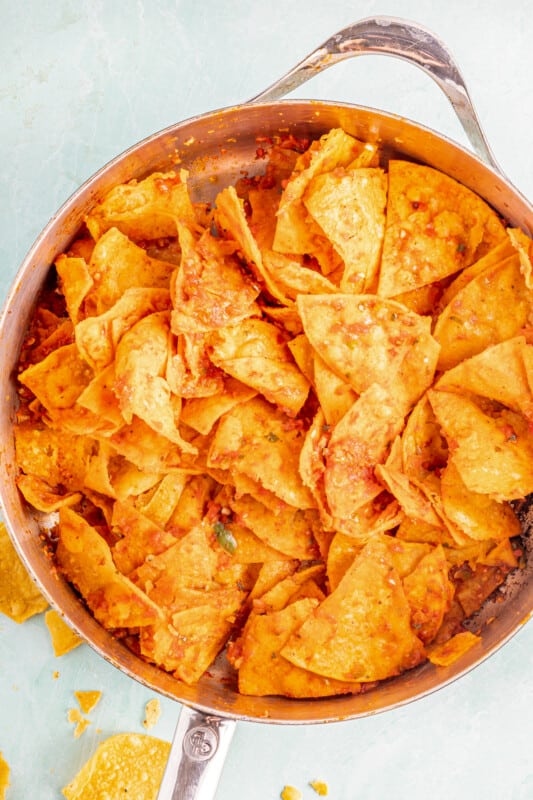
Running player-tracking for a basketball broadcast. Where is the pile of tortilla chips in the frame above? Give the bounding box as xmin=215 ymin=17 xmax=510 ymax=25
xmin=14 ymin=127 xmax=531 ymax=697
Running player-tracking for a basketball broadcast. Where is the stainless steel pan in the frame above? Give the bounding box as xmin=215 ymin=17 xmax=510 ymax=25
xmin=1 ymin=17 xmax=531 ymax=800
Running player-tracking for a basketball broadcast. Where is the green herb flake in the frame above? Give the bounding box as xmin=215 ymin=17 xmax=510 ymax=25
xmin=457 ymin=242 xmax=466 ymax=253
xmin=213 ymin=521 xmax=237 ymax=555
xmin=265 ymin=431 xmax=280 ymax=443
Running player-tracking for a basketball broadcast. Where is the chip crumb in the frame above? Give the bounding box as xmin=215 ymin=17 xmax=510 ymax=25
xmin=74 ymin=690 xmax=102 ymax=715
xmin=45 ymin=609 xmax=83 ymax=656
xmin=53 ymin=670 xmax=60 ymax=680
xmin=0 ymin=752 xmax=10 ymax=799
xmin=281 ymin=786 xmax=303 ymax=800
xmin=67 ymin=708 xmax=91 ymax=738
xmin=310 ymin=779 xmax=329 ymax=796
xmin=143 ymin=697 xmax=161 ymax=730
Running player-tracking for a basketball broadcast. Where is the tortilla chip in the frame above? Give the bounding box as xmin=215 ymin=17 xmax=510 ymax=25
xmin=304 ymin=167 xmax=387 ymax=292
xmin=75 ymin=287 xmax=171 ymax=371
xmin=435 ymin=337 xmax=533 ymax=419
xmin=86 ymin=169 xmax=195 ymax=241
xmin=375 ymin=463 xmax=442 ymax=526
xmin=45 ymin=609 xmax=83 ymax=655
xmin=229 ymin=494 xmax=320 ymax=560
xmin=262 ymin=250 xmax=338 ymax=301
xmin=171 ymin=223 xmax=260 ymax=334
xmin=209 ymin=318 xmax=309 ymax=415
xmin=18 ymin=343 xmax=93 ymax=413
xmin=75 ymin=690 xmax=102 ymax=715
xmin=0 ymin=521 xmax=48 ymax=623
xmin=438 ymin=238 xmax=516 ymax=307
xmin=207 ymin=397 xmax=315 ymax=509
xmin=312 ymin=352 xmax=358 ymax=426
xmin=76 ymin=365 xmax=125 ymax=428
xmin=401 ymin=395 xmax=448 ymax=486
xmin=281 ymin=535 xmax=426 ymax=682
xmin=324 ymin=384 xmax=406 ymax=518
xmin=433 ymin=255 xmax=529 ymax=371
xmin=135 ymin=473 xmax=188 ymax=528
xmin=298 ymin=409 xmax=333 ymax=528
xmin=441 ymin=461 xmax=521 ymax=541
xmin=386 ymin=538 xmax=432 ymax=578
xmin=287 ymin=334 xmax=315 ymax=383
xmin=296 ymin=293 xmax=433 ymax=396
xmin=379 ymin=160 xmax=506 ymax=297
xmin=86 ymin=227 xmax=175 ymax=315
xmin=180 ymin=378 xmax=257 ymax=435
xmin=429 ymin=389 xmax=533 ymax=499
xmin=56 ymin=507 xmax=162 ymax=628
xmin=274 ymin=128 xmax=368 ymax=255
xmin=167 ymin=475 xmax=216 ymax=535
xmin=402 ymin=545 xmax=454 ymax=644
xmin=326 ymin=532 xmax=362 ymax=591
xmin=252 ymin=564 xmax=325 ymax=614
xmin=62 ymin=733 xmax=170 ymax=800
xmin=16 ymin=474 xmax=82 ymax=513
xmin=167 ymin=331 xmax=225 ymax=399
xmin=0 ymin=753 xmax=9 ymax=800
xmin=111 ymin=501 xmax=178 ymax=575
xmin=427 ymin=631 xmax=481 ymax=667
xmin=248 ymin=560 xmax=299 ymax=604
xmin=234 ymin=598 xmax=362 ymax=697
xmin=55 ymin=255 xmax=94 ymax=324
xmin=140 ymin=601 xmax=238 ymax=684
xmin=225 ymin=521 xmax=290 ymax=563
xmin=114 ymin=311 xmax=195 ymax=452
xmin=508 ymin=226 xmax=533 ymax=288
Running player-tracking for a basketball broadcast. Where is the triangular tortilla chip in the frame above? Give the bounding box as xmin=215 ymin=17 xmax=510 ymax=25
xmin=86 ymin=227 xmax=175 ymax=315
xmin=324 ymin=384 xmax=406 ymax=518
xmin=379 ymin=160 xmax=506 ymax=297
xmin=170 ymin=223 xmax=260 ymax=334
xmin=436 ymin=337 xmax=533 ymax=420
xmin=229 ymin=494 xmax=320 ymax=560
xmin=296 ymin=293 xmax=433 ymax=396
xmin=281 ymin=535 xmax=425 ymax=682
xmin=402 ymin=545 xmax=454 ymax=644
xmin=440 ymin=461 xmax=521 ymax=541
xmin=429 ymin=389 xmax=533 ymax=499
xmin=234 ymin=598 xmax=362 ymax=697
xmin=209 ymin=318 xmax=310 ymax=415
xmin=56 ymin=507 xmax=161 ymax=629
xmin=85 ymin=169 xmax=195 ymax=241
xmin=433 ymin=255 xmax=529 ymax=371
xmin=0 ymin=522 xmax=48 ymax=623
xmin=207 ymin=397 xmax=315 ymax=509
xmin=304 ymin=167 xmax=387 ymax=293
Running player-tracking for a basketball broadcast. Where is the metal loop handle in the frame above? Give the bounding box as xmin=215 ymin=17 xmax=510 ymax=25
xmin=250 ymin=16 xmax=501 ymax=173
xmin=157 ymin=706 xmax=236 ymax=800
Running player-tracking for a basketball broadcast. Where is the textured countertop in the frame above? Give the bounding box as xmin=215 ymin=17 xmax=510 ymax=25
xmin=1 ymin=2 xmax=532 ymax=798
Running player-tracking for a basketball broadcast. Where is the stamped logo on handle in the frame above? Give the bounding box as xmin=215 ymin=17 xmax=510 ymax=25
xmin=183 ymin=725 xmax=219 ymax=762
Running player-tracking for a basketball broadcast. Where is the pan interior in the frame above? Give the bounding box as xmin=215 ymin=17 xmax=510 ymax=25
xmin=1 ymin=100 xmax=532 ymax=724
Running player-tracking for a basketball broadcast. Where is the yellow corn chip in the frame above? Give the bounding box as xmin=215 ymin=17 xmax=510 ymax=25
xmin=45 ymin=609 xmax=83 ymax=656
xmin=62 ymin=733 xmax=170 ymax=800
xmin=0 ymin=522 xmax=48 ymax=623
xmin=75 ymin=690 xmax=102 ymax=715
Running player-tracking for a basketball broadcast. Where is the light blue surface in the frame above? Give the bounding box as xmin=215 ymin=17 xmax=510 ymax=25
xmin=1 ymin=2 xmax=532 ymax=798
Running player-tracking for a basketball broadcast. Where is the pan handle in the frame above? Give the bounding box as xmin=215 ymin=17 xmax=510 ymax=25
xmin=249 ymin=15 xmax=501 ymax=173
xmin=157 ymin=705 xmax=236 ymax=800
